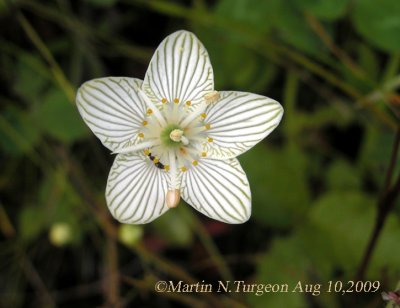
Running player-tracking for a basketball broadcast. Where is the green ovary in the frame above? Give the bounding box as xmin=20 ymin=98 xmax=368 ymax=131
xmin=160 ymin=124 xmax=183 ymax=147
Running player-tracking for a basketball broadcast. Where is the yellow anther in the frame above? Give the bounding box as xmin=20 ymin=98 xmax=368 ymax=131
xmin=186 ymin=101 xmax=191 ymax=106
xmin=161 ymin=98 xmax=168 ymax=104
xmin=147 ymin=108 xmax=153 ymax=115
xmin=181 ymin=166 xmax=187 ymax=172
xmin=173 ymin=98 xmax=179 ymax=104
xmin=192 ymin=160 xmax=198 ymax=166
xmin=201 ymin=152 xmax=207 ymax=157
xmin=142 ymin=120 xmax=148 ymax=126
xmin=201 ymin=113 xmax=206 ymax=119
xmin=138 ymin=133 xmax=144 ymax=138
xmin=164 ymin=165 xmax=170 ymax=171
xmin=205 ymin=124 xmax=211 ymax=130
xmin=153 ymin=157 xmax=159 ymax=164
xmin=144 ymin=149 xmax=150 ymax=155
xmin=207 ymin=137 xmax=213 ymax=142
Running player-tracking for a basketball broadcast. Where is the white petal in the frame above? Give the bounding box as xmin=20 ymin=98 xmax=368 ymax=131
xmin=106 ymin=152 xmax=169 ymax=224
xmin=181 ymin=158 xmax=251 ymax=224
xmin=204 ymin=91 xmax=283 ymax=159
xmin=76 ymin=77 xmax=147 ymax=151
xmin=142 ymin=30 xmax=214 ymax=107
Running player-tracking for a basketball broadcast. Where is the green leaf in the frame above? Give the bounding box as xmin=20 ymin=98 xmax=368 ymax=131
xmin=152 ymin=205 xmax=193 ymax=247
xmin=239 ymin=144 xmax=310 ymax=228
xmin=0 ymin=106 xmax=41 ymax=156
xmin=251 ymin=236 xmax=309 ymax=308
xmin=326 ymin=160 xmax=361 ymax=191
xmin=18 ymin=206 xmax=46 ymax=242
xmin=13 ymin=54 xmax=48 ymax=102
xmin=35 ymin=88 xmax=89 ymax=143
xmin=268 ymin=0 xmax=324 ymax=56
xmin=294 ymin=0 xmax=349 ymax=20
xmin=353 ymin=0 xmax=400 ymax=52
xmin=309 ymin=191 xmax=400 ymax=276
xmin=215 ymin=0 xmax=273 ymax=34
xmin=87 ymin=0 xmax=117 ymax=7
xmin=195 ymin=29 xmax=276 ymax=91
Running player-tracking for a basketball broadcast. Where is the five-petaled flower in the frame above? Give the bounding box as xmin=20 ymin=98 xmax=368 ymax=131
xmin=76 ymin=30 xmax=283 ymax=224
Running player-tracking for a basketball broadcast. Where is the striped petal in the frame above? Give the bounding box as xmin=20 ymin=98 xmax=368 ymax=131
xmin=142 ymin=30 xmax=214 ymax=107
xmin=106 ymin=152 xmax=169 ymax=224
xmin=76 ymin=77 xmax=147 ymax=151
xmin=181 ymin=158 xmax=251 ymax=224
xmin=203 ymin=91 xmax=283 ymax=159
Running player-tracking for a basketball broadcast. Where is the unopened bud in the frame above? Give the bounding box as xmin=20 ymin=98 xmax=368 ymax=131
xmin=166 ymin=189 xmax=180 ymax=208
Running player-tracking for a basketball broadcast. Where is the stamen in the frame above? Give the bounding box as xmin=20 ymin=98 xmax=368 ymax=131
xmin=201 ymin=113 xmax=206 ymax=119
xmin=112 ymin=140 xmax=160 ymax=154
xmin=138 ymin=90 xmax=167 ymax=126
xmin=207 ymin=137 xmax=213 ymax=142
xmin=138 ymin=133 xmax=144 ymax=138
xmin=205 ymin=124 xmax=211 ymax=130
xmin=161 ymin=98 xmax=168 ymax=104
xmin=201 ymin=152 xmax=207 ymax=157
xmin=173 ymin=98 xmax=179 ymax=104
xmin=179 ymin=92 xmax=219 ymax=127
xmin=168 ymin=150 xmax=178 ymax=189
xmin=186 ymin=101 xmax=191 ymax=106
xmin=204 ymin=91 xmax=220 ymax=104
xmin=192 ymin=160 xmax=198 ymax=166
xmin=142 ymin=120 xmax=148 ymax=126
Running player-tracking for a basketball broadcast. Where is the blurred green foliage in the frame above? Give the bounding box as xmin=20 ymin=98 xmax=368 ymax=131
xmin=1 ymin=0 xmax=400 ymax=307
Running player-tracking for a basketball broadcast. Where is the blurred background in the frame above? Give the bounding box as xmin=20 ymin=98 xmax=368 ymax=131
xmin=1 ymin=0 xmax=400 ymax=307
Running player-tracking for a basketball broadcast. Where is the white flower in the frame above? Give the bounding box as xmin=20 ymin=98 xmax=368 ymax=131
xmin=76 ymin=30 xmax=283 ymax=224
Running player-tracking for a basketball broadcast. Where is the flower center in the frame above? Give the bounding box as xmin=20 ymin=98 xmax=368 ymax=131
xmin=160 ymin=124 xmax=189 ymax=147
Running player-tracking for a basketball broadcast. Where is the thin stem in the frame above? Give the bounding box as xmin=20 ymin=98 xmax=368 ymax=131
xmin=103 ymin=236 xmax=121 ymax=307
xmin=16 ymin=12 xmax=75 ymax=103
xmin=305 ymin=13 xmax=369 ymax=84
xmin=356 ymin=128 xmax=400 ymax=279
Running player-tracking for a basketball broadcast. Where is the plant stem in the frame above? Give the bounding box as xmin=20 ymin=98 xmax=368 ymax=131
xmin=356 ymin=128 xmax=400 ymax=279
xmin=16 ymin=11 xmax=75 ymax=103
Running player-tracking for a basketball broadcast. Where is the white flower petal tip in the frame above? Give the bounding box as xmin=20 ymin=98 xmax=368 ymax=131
xmin=76 ymin=30 xmax=283 ymax=225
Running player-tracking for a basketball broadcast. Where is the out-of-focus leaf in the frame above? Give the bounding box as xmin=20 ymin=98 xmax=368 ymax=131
xmin=196 ymin=29 xmax=276 ymax=91
xmin=251 ymin=235 xmax=308 ymax=308
xmin=353 ymin=0 xmax=400 ymax=52
xmin=13 ymin=54 xmax=48 ymax=102
xmin=0 ymin=106 xmax=41 ymax=156
xmin=310 ymin=191 xmax=400 ymax=276
xmin=358 ymin=125 xmax=399 ymax=185
xmin=326 ymin=159 xmax=361 ymax=191
xmin=87 ymin=0 xmax=117 ymax=7
xmin=153 ymin=205 xmax=193 ymax=247
xmin=34 ymin=88 xmax=89 ymax=143
xmin=239 ymin=144 xmax=310 ymax=228
xmin=215 ymin=0 xmax=272 ymax=34
xmin=268 ymin=0 xmax=324 ymax=56
xmin=294 ymin=0 xmax=349 ymax=20
xmin=357 ymin=43 xmax=379 ymax=82
xmin=19 ymin=206 xmax=46 ymax=242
